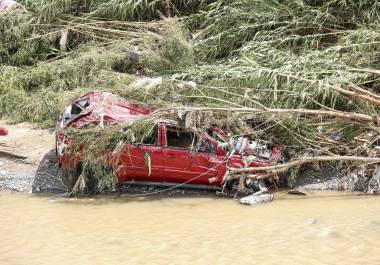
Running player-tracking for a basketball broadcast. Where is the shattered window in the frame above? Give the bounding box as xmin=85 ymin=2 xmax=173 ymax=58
xmin=71 ymin=98 xmax=90 ymax=115
xmin=167 ymin=127 xmax=197 ymax=149
xmin=63 ymin=98 xmax=90 ymax=126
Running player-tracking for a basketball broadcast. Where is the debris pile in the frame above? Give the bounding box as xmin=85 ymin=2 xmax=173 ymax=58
xmin=0 ymin=1 xmax=379 ymax=198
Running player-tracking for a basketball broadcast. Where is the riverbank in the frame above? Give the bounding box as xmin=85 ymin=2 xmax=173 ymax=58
xmin=0 ymin=120 xmax=54 ymax=192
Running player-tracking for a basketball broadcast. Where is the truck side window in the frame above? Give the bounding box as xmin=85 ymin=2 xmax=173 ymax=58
xmin=63 ymin=98 xmax=90 ymax=126
xmin=71 ymin=98 xmax=90 ymax=115
xmin=141 ymin=125 xmax=157 ymax=145
xmin=167 ymin=126 xmax=197 ymax=149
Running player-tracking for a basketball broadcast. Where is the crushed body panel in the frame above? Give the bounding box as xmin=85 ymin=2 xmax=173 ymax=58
xmin=57 ymin=91 xmax=156 ymax=130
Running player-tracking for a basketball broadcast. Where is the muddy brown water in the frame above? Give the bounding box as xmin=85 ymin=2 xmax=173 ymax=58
xmin=0 ymin=191 xmax=380 ymax=265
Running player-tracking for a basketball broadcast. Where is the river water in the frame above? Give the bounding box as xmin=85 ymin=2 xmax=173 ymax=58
xmin=0 ymin=191 xmax=379 ymax=265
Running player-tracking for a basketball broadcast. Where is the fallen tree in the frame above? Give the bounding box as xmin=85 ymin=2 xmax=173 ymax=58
xmin=171 ymin=106 xmax=376 ymax=123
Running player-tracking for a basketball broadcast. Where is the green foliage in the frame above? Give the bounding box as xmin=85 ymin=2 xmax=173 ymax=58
xmin=176 ymin=0 xmax=380 ymax=113
xmin=16 ymin=44 xmax=127 ymax=91
xmin=0 ymin=44 xmax=138 ymax=127
xmin=18 ymin=0 xmax=95 ymax=22
xmin=88 ymin=0 xmax=210 ymax=21
xmin=18 ymin=0 xmax=211 ymax=22
xmin=0 ymin=11 xmax=54 ymax=65
xmin=1 ymin=0 xmax=378 ymax=130
xmin=64 ymin=120 xmax=157 ymax=193
xmin=140 ymin=18 xmax=194 ymax=73
xmin=191 ymin=0 xmax=380 ymax=61
xmin=0 ymin=86 xmax=88 ymax=127
xmin=179 ymin=0 xmax=379 ymax=113
xmin=287 ymin=167 xmax=299 ymax=186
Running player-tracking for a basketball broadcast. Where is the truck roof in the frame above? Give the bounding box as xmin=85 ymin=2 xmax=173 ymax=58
xmin=58 ymin=91 xmax=156 ymax=129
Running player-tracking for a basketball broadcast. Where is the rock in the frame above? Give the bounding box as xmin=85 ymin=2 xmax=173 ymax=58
xmin=240 ymin=193 xmax=274 ymax=206
xmin=299 ymin=178 xmax=340 ymax=191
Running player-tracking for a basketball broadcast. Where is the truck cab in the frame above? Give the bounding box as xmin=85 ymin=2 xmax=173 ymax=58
xmin=114 ymin=121 xmax=229 ymax=189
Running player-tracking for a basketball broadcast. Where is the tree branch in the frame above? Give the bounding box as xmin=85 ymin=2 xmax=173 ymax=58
xmin=230 ymin=156 xmax=380 ymax=176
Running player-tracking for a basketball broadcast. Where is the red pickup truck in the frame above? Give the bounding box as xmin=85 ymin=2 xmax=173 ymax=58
xmin=56 ymin=91 xmax=283 ymax=192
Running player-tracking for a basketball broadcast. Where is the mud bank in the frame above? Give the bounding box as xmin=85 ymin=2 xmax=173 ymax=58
xmin=0 ymin=120 xmax=54 ymax=192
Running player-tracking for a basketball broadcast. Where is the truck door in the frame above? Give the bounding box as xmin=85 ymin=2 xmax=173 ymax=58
xmin=162 ymin=125 xmax=195 ymax=183
xmin=117 ymin=125 xmax=163 ymax=183
xmin=187 ymin=136 xmax=219 ymax=185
